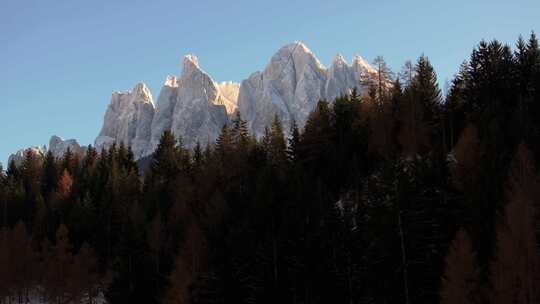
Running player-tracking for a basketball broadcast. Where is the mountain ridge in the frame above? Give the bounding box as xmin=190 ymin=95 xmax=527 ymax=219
xmin=7 ymin=42 xmax=378 ymax=162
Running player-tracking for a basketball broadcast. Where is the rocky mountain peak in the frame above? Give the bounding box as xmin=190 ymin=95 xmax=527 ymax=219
xmin=182 ymin=54 xmax=200 ymax=73
xmin=9 ymin=42 xmax=380 ymax=162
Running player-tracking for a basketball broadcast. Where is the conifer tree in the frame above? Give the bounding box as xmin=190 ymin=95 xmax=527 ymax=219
xmin=397 ymin=55 xmax=442 ymax=157
xmin=440 ymin=229 xmax=479 ymax=304
xmin=491 ymin=144 xmax=540 ymax=304
xmin=58 ymin=169 xmax=73 ymax=199
xmin=41 ymin=150 xmax=59 ymax=198
xmin=21 ymin=148 xmax=42 ymax=200
xmin=231 ymin=111 xmax=249 ymax=148
xmin=75 ymin=243 xmax=102 ymax=304
xmin=150 ymin=130 xmax=182 ymax=182
xmin=62 ymin=147 xmax=74 ymax=173
xmin=449 ymin=124 xmax=484 ymax=192
xmin=7 ymin=159 xmax=19 ymax=180
xmin=372 ymin=55 xmax=393 ymax=107
xmin=165 ymin=222 xmax=207 ymax=304
xmin=0 ymin=226 xmax=10 ymax=301
xmin=444 ymin=61 xmax=469 ymax=150
xmin=412 ymin=55 xmax=442 ymax=149
xmin=300 ymin=100 xmax=333 ymax=169
xmin=287 ymin=120 xmax=301 ymax=163
xmin=10 ymin=221 xmax=35 ymax=302
xmin=193 ymin=141 xmax=203 ymax=168
xmin=268 ymin=114 xmax=288 ymax=168
xmin=45 ymin=224 xmax=74 ymax=303
xmin=216 ymin=124 xmax=233 ymax=159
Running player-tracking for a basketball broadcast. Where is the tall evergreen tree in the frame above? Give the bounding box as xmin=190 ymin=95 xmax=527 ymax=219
xmin=440 ymin=229 xmax=480 ymax=304
xmin=491 ymin=144 xmax=540 ymax=304
xmin=287 ymin=120 xmax=301 ymax=163
xmin=231 ymin=111 xmax=249 ymax=148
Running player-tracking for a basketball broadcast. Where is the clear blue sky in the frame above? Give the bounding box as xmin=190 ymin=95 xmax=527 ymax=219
xmin=1 ymin=0 xmax=539 ymax=166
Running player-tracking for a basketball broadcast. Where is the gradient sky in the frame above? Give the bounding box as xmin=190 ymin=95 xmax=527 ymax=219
xmin=1 ymin=0 xmax=539 ymax=166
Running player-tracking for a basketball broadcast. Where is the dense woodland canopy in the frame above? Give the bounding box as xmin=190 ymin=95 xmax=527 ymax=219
xmin=2 ymin=32 xmax=540 ymax=303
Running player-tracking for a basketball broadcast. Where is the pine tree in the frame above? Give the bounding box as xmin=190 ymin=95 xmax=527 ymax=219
xmin=10 ymin=221 xmax=36 ymax=303
xmin=165 ymin=223 xmax=207 ymax=304
xmin=216 ymin=124 xmax=233 ymax=159
xmin=58 ymin=168 xmax=73 ymax=199
xmin=299 ymin=100 xmax=334 ymax=170
xmin=45 ymin=224 xmax=74 ymax=303
xmin=268 ymin=114 xmax=288 ymax=168
xmin=148 ymin=213 xmax=163 ymax=277
xmin=150 ymin=130 xmax=182 ymax=181
xmin=491 ymin=144 xmax=540 ymax=304
xmin=440 ymin=229 xmax=479 ymax=304
xmin=0 ymin=226 xmax=10 ymax=301
xmin=412 ymin=55 xmax=442 ymax=149
xmin=231 ymin=111 xmax=249 ymax=148
xmin=372 ymin=55 xmax=393 ymax=107
xmin=7 ymin=159 xmax=20 ymax=180
xmin=444 ymin=61 xmax=469 ymax=150
xmin=192 ymin=141 xmax=201 ymax=162
xmin=287 ymin=120 xmax=301 ymax=163
xmin=62 ymin=147 xmax=75 ymax=173
xmin=397 ymin=55 xmax=442 ymax=157
xmin=41 ymin=150 xmax=58 ymax=197
xmin=449 ymin=124 xmax=484 ymax=192
xmin=21 ymin=148 xmax=42 ymax=200
xmin=74 ymin=243 xmax=102 ymax=304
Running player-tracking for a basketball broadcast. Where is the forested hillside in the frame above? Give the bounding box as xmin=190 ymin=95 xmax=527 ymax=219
xmin=2 ymin=32 xmax=540 ymax=304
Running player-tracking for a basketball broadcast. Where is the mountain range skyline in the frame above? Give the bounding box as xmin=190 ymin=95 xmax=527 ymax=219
xmin=2 ymin=0 xmax=539 ymax=166
xmin=6 ymin=41 xmax=380 ymax=163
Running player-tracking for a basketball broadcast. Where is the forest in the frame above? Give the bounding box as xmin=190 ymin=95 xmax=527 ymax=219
xmin=1 ymin=32 xmax=540 ymax=304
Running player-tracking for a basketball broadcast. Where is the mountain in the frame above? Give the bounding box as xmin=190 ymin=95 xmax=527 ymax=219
xmin=146 ymin=54 xmax=234 ymax=155
xmin=8 ymin=146 xmax=46 ymax=166
xmin=8 ymin=136 xmax=84 ymax=166
xmin=48 ymin=135 xmax=86 ymax=157
xmin=7 ymin=42 xmax=377 ymax=162
xmin=238 ymin=41 xmax=376 ymax=136
xmin=95 ymin=82 xmax=156 ymax=159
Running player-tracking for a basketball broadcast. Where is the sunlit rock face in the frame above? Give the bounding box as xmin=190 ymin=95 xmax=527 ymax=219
xmin=238 ymin=42 xmax=376 ymax=137
xmin=92 ymin=41 xmax=376 ymax=159
xmin=7 ymin=136 xmax=85 ymax=167
xmin=217 ymin=81 xmax=240 ymax=114
xmin=146 ymin=55 xmax=232 ymax=155
xmin=8 ymin=146 xmax=46 ymax=166
xmin=49 ymin=135 xmax=85 ymax=157
xmin=95 ymin=82 xmax=155 ymax=158
xmin=9 ymin=42 xmax=377 ymax=162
